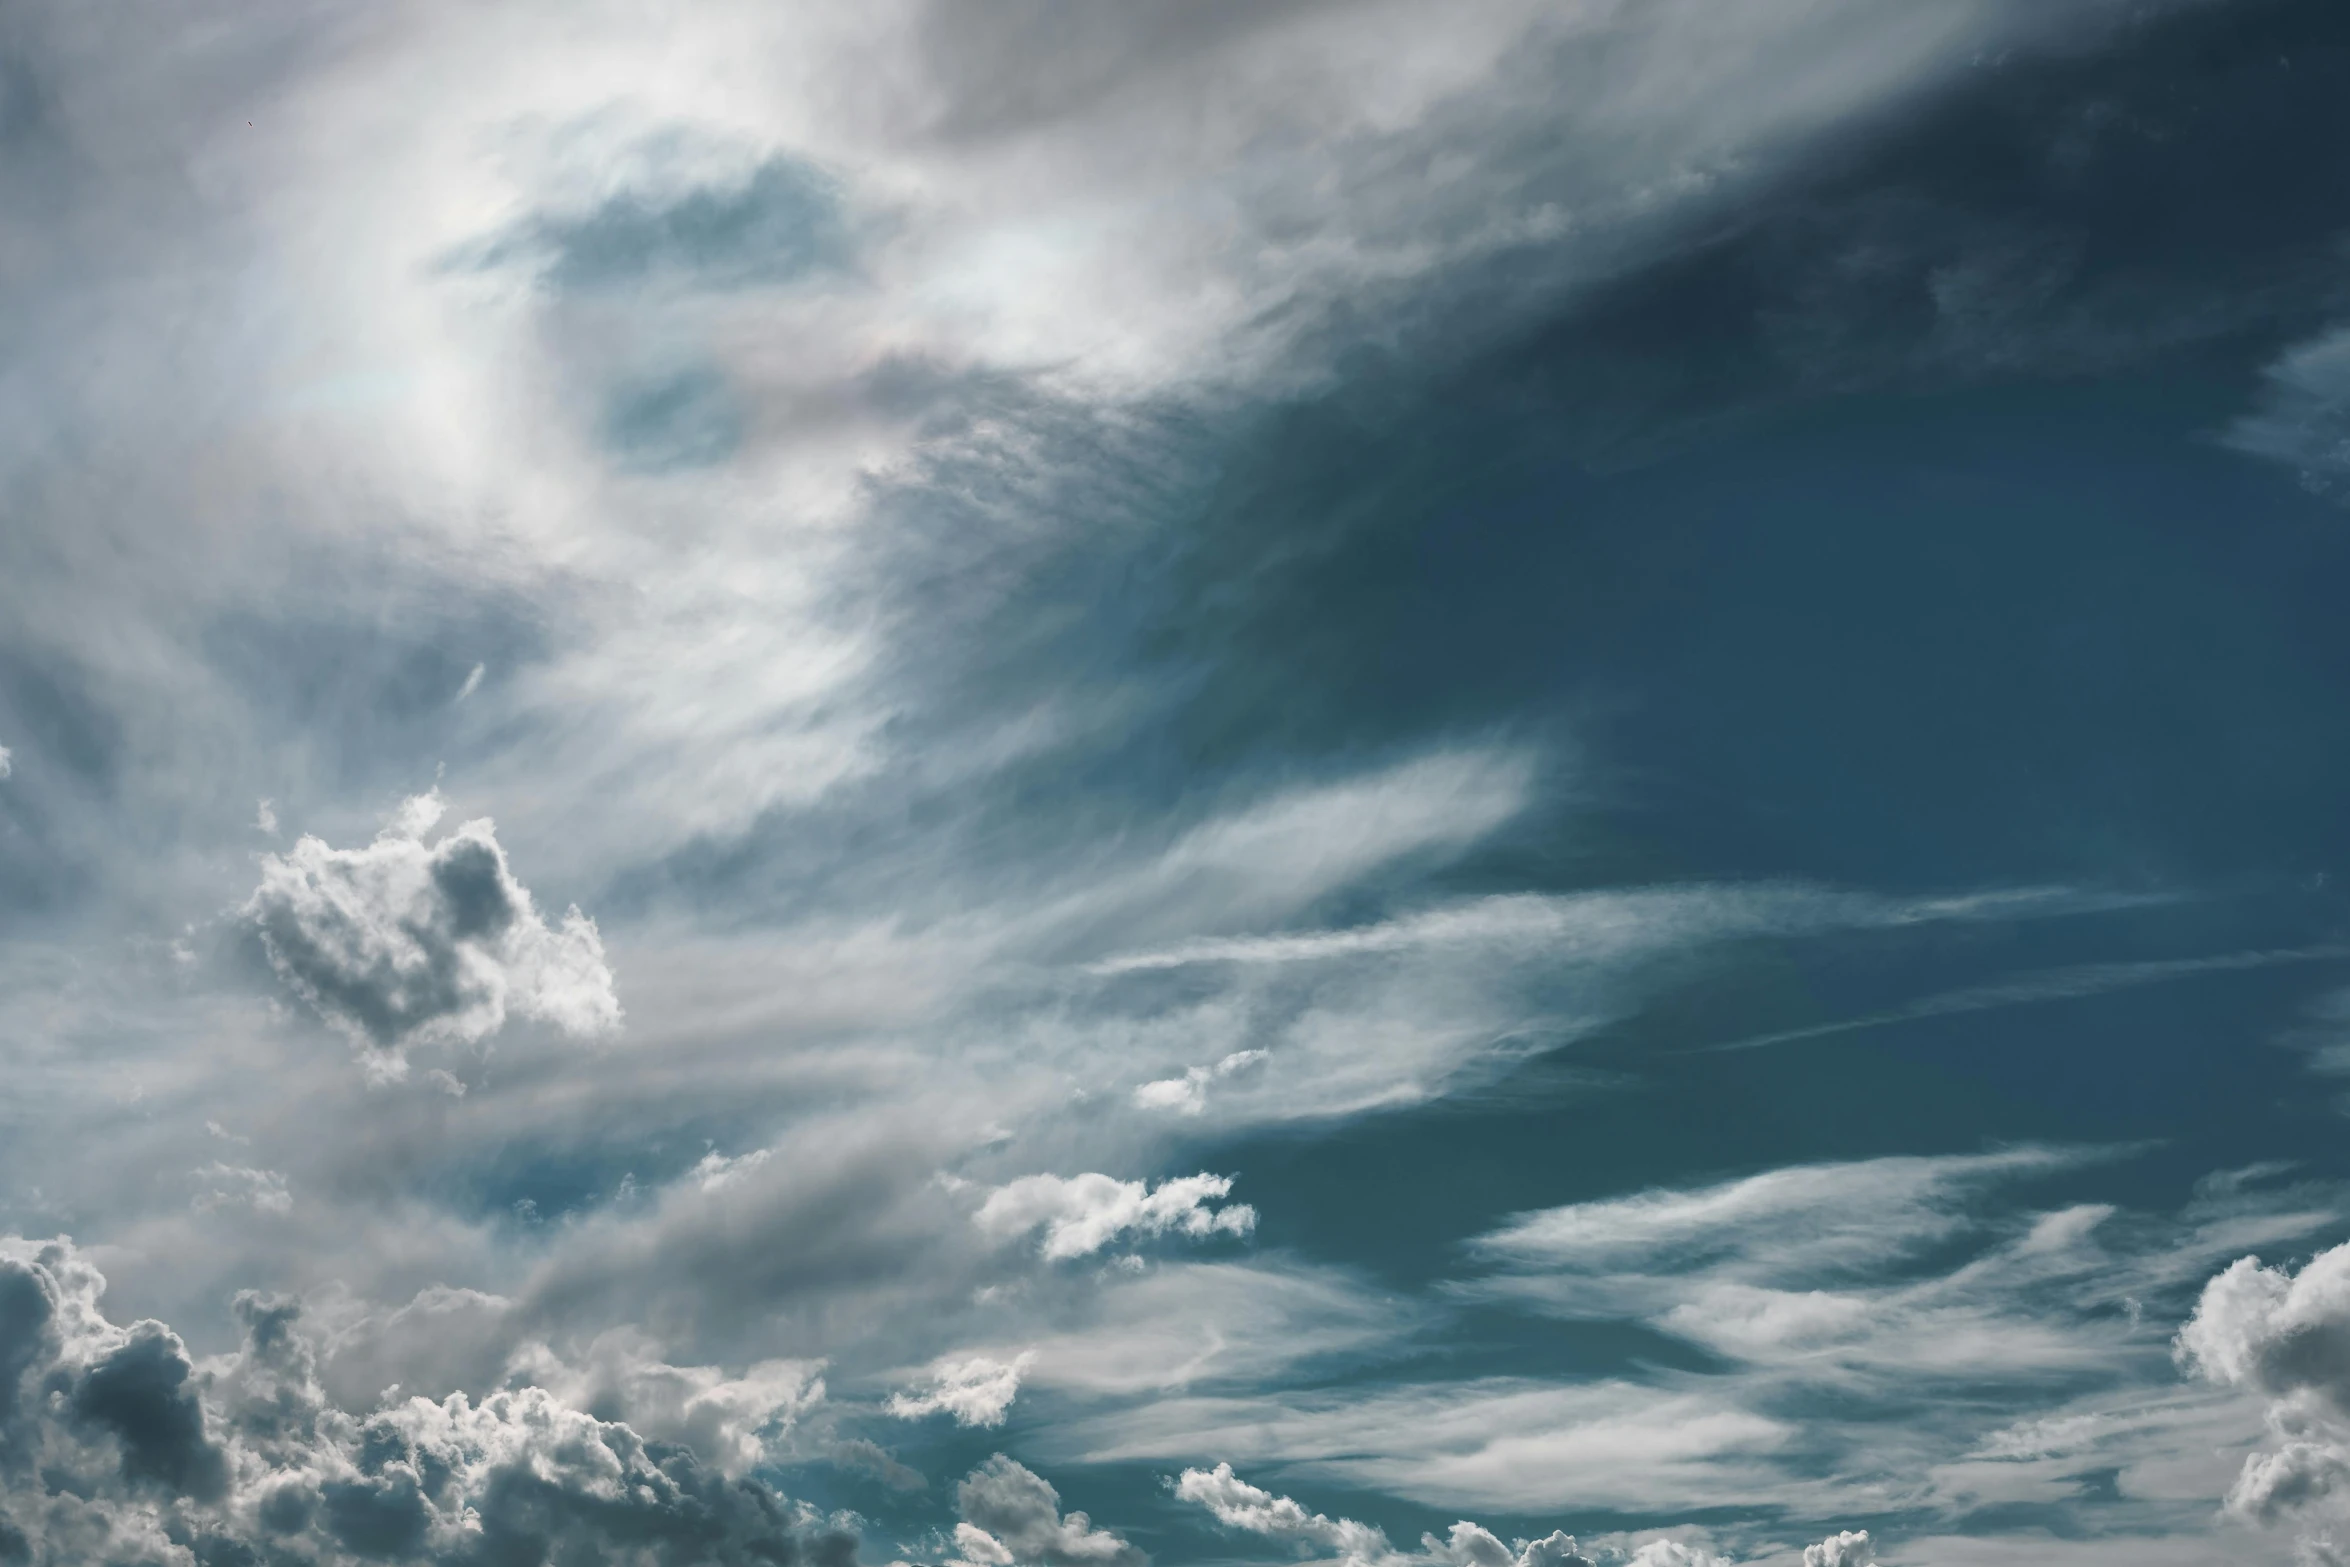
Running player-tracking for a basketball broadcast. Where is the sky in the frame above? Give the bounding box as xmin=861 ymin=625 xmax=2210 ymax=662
xmin=12 ymin=1 xmax=2350 ymax=1564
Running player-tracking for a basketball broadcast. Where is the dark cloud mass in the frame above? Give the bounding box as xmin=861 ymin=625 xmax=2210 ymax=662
xmin=0 ymin=1242 xmax=850 ymax=1567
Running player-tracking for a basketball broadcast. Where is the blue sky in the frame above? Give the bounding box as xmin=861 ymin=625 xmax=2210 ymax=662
xmin=7 ymin=3 xmax=2350 ymax=1565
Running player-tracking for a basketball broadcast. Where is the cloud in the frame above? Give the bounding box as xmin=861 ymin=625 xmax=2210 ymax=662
xmin=2226 ymin=323 xmax=2350 ymax=502
xmin=1069 ymin=1379 xmax=1791 ymax=1514
xmin=245 ymin=790 xmax=620 ymax=1068
xmin=1014 ymin=1260 xmax=1426 ymax=1400
xmin=976 ymin=1173 xmax=1256 ymax=1260
xmin=1133 ymin=1049 xmax=1266 ymax=1115
xmin=955 ymin=1454 xmax=1144 ymax=1567
xmin=1802 ymin=1531 xmax=1876 ymax=1567
xmin=1174 ymin=1461 xmax=1643 ymax=1567
xmin=0 ymin=743 xmax=10 ymax=779
xmin=502 ymin=1329 xmax=826 ymax=1478
xmin=0 ymin=1236 xmax=856 ymax=1567
xmin=2178 ymin=1239 xmax=2350 ymax=1555
xmin=1466 ymin=1148 xmax=2079 ymax=1286
xmin=191 ymin=1161 xmax=293 ymax=1215
xmin=889 ymin=1352 xmax=1036 ymax=1429
xmin=470 ymin=151 xmax=852 ymax=294
xmin=829 ymin=1436 xmax=927 ymax=1491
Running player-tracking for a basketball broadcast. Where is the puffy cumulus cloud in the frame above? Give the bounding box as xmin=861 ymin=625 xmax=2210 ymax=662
xmin=889 ymin=1352 xmax=1035 ymax=1429
xmin=976 ymin=1173 xmax=1256 ymax=1261
xmin=1622 ymin=1546 xmax=1729 ymax=1567
xmin=2176 ymin=1246 xmax=2350 ymax=1408
xmin=502 ymin=1329 xmax=825 ymax=1478
xmin=1801 ymin=1531 xmax=1875 ymax=1567
xmin=955 ymin=1454 xmax=1143 ymax=1567
xmin=2179 ymin=1240 xmax=2350 ymax=1559
xmin=0 ymin=1236 xmax=855 ymax=1567
xmin=245 ymin=791 xmax=620 ymax=1072
xmin=1175 ymin=1463 xmax=1645 ymax=1567
xmin=1176 ymin=1468 xmax=1727 ymax=1567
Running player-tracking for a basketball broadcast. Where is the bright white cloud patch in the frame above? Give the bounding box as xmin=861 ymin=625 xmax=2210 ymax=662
xmin=977 ymin=1172 xmax=1257 ymax=1260
xmin=1802 ymin=1531 xmax=1876 ymax=1567
xmin=890 ymin=1352 xmax=1036 ymax=1429
xmin=245 ymin=790 xmax=619 ymax=1069
xmin=1134 ymin=1050 xmax=1268 ymax=1115
xmin=2179 ymin=1240 xmax=2350 ymax=1557
xmin=1176 ymin=1461 xmax=1675 ymax=1567
xmin=504 ymin=1330 xmax=825 ymax=1478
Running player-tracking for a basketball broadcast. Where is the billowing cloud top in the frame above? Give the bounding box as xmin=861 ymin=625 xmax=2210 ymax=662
xmin=246 ymin=792 xmax=619 ymax=1070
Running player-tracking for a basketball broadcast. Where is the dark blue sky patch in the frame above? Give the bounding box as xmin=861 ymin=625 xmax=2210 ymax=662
xmin=476 ymin=154 xmax=851 ymax=294
xmin=601 ymin=367 xmax=743 ymax=472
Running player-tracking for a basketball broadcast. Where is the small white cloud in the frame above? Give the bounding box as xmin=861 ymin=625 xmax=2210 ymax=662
xmin=889 ymin=1352 xmax=1035 ymax=1429
xmin=255 ymin=797 xmax=278 ymax=835
xmin=1134 ymin=1049 xmax=1267 ymax=1115
xmin=977 ymin=1172 xmax=1255 ymax=1260
xmin=0 ymin=742 xmax=12 ymax=779
xmin=691 ymin=1147 xmax=773 ymax=1192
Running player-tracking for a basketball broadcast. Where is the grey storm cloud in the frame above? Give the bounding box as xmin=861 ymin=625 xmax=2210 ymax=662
xmin=0 ymin=1238 xmax=855 ymax=1567
xmin=245 ymin=792 xmax=619 ymax=1066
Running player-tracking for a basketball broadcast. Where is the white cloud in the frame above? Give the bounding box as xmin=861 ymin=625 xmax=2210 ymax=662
xmin=1068 ymin=1380 xmax=1790 ymax=1514
xmin=2178 ymin=1239 xmax=2350 ymax=1557
xmin=890 ymin=1352 xmax=1036 ymax=1429
xmin=977 ymin=1172 xmax=1256 ymax=1260
xmin=1176 ymin=1462 xmax=1624 ymax=1567
xmin=0 ymin=742 xmax=11 ymax=779
xmin=956 ymin=1454 xmax=1142 ymax=1567
xmin=1133 ymin=1049 xmax=1266 ymax=1115
xmin=503 ymin=1329 xmax=825 ymax=1477
xmin=1466 ymin=1148 xmax=2081 ymax=1294
xmin=1016 ymin=1260 xmax=1426 ymax=1399
xmin=1802 ymin=1530 xmax=1876 ymax=1567
xmin=245 ymin=790 xmax=620 ymax=1068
